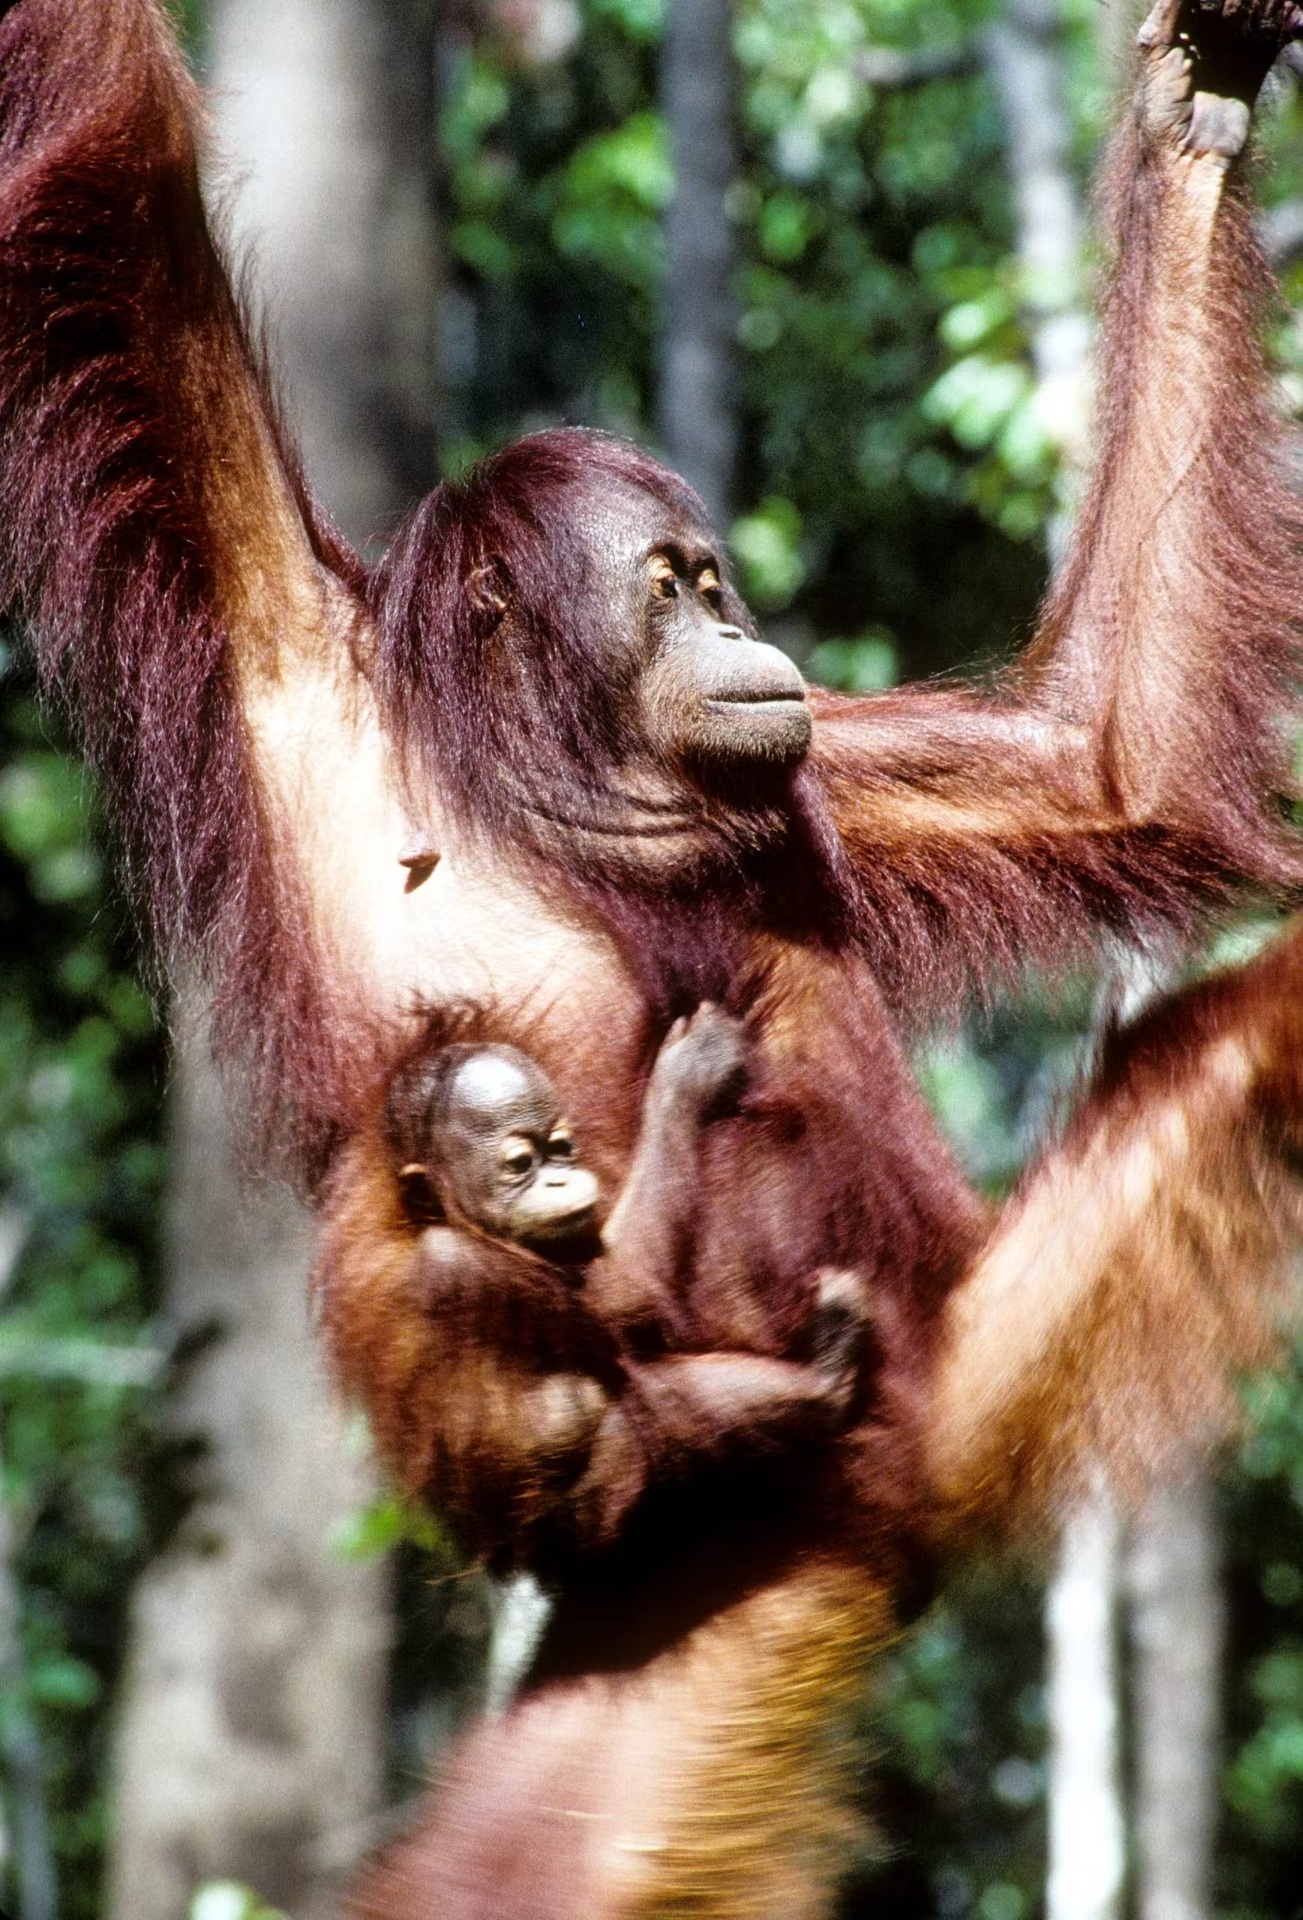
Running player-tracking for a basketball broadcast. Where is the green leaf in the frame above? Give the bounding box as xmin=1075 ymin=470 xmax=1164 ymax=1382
xmin=29 ymin=1653 xmax=101 ymax=1711
xmin=729 ymin=497 xmax=805 ymax=611
xmin=923 ymin=355 xmax=1031 ymax=452
xmin=939 ymin=288 xmax=1014 ymax=353
xmin=326 ymin=1491 xmax=444 ymax=1562
xmin=585 ymin=0 xmax=667 ymax=41
xmin=759 ymin=191 xmax=814 ymax=263
xmin=806 ymin=630 xmax=897 ymax=692
xmin=191 ymin=1883 xmax=289 ymax=1920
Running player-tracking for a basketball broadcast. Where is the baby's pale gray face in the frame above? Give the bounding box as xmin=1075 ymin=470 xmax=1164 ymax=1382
xmin=444 ymin=1049 xmax=559 ymax=1141
xmin=440 ymin=1048 xmax=600 ymax=1249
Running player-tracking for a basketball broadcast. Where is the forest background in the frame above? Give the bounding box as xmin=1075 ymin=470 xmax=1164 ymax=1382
xmin=3 ymin=0 xmax=1303 ymax=1916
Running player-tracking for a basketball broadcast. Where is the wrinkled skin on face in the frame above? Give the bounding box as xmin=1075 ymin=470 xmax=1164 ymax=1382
xmin=431 ymin=1046 xmax=601 ymax=1249
xmin=573 ymin=483 xmax=812 ymax=785
xmin=382 ymin=462 xmax=816 ymax=889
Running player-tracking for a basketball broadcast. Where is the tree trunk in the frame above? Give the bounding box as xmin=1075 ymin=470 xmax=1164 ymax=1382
xmin=1046 ymin=1502 xmax=1126 ymax=1920
xmin=983 ymin=13 xmax=1128 ymax=1919
xmin=1126 ymin=1476 xmax=1223 ymax=1920
xmin=658 ymin=0 xmax=738 ymax=527
xmin=982 ymin=0 xmax=1091 ymax=565
xmin=108 ymin=7 xmax=443 ymax=1915
xmin=107 ymin=1018 xmax=390 ymax=1920
xmin=207 ymin=0 xmax=442 ymax=547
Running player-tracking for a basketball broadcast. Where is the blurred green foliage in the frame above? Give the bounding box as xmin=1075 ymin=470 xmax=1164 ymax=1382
xmin=1220 ymin=1345 xmax=1303 ymax=1916
xmin=0 ymin=655 xmax=165 ymax=1917
xmin=189 ymin=1883 xmax=287 ymax=1920
xmin=326 ymin=1486 xmax=447 ymax=1563
xmin=864 ymin=1566 xmax=1048 ymax=1920
xmin=439 ymin=0 xmax=1048 ymax=675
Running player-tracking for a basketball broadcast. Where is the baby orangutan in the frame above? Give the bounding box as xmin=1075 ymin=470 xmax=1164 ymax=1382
xmin=324 ymin=1007 xmax=868 ymax=1574
xmin=390 ymin=1042 xmax=604 ymax=1258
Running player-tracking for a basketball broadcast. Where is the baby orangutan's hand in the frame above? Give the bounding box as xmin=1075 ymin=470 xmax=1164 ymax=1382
xmin=646 ymin=1003 xmax=750 ymax=1123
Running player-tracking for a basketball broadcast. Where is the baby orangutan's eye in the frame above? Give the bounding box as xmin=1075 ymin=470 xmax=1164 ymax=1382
xmin=498 ymin=1136 xmax=537 ymax=1181
xmin=547 ymin=1130 xmax=575 ymax=1162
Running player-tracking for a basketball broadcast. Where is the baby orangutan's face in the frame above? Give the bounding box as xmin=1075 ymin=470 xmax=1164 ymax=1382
xmin=437 ymin=1048 xmax=600 ymax=1251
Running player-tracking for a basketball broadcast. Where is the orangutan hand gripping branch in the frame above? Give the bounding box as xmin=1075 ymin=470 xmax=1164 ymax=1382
xmin=5 ymin=0 xmax=1303 ymax=1914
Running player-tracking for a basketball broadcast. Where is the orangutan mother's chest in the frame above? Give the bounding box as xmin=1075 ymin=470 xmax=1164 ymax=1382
xmin=409 ymin=859 xmax=975 ymax=1284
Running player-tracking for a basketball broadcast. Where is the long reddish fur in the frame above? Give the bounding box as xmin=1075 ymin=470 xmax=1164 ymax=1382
xmin=5 ymin=2 xmax=1303 ymax=1917
xmin=339 ymin=917 xmax=1303 ymax=1920
xmin=0 ymin=0 xmax=365 ymax=1179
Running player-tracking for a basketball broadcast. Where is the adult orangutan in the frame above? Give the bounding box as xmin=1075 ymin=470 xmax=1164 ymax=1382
xmin=4 ymin=0 xmax=1303 ymax=1914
